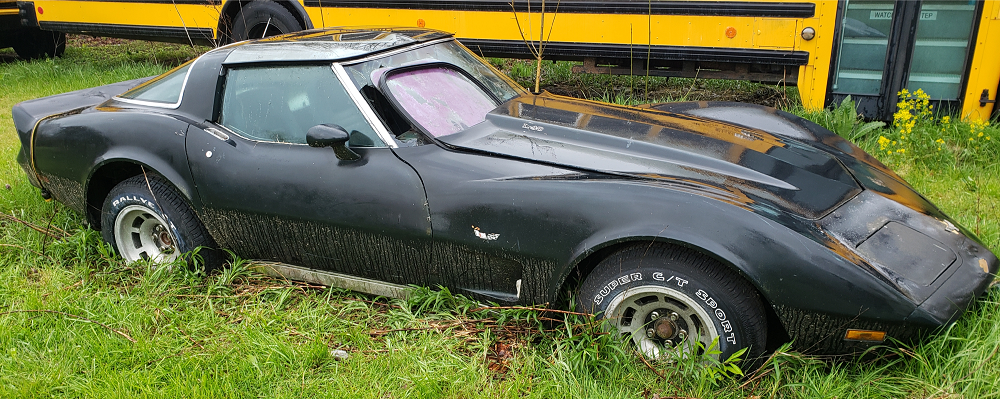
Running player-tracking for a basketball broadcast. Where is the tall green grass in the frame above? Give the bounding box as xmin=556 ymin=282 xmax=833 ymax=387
xmin=1 ymin=40 xmax=998 ymax=398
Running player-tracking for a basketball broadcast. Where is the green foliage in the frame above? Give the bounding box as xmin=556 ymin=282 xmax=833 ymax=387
xmin=805 ymin=95 xmax=885 ymax=142
xmin=873 ymin=88 xmax=999 ymax=169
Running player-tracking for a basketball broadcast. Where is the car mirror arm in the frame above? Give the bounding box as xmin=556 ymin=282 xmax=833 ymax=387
xmin=306 ymin=124 xmax=360 ymax=161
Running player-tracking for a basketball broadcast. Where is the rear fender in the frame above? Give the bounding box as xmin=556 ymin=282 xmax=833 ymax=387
xmin=84 ymin=154 xmax=197 ymax=229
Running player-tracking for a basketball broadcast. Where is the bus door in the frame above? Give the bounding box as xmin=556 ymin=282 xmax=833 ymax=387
xmin=826 ymin=0 xmax=982 ymax=121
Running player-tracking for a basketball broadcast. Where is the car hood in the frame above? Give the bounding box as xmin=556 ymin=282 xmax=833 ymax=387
xmin=440 ymin=93 xmax=862 ymax=219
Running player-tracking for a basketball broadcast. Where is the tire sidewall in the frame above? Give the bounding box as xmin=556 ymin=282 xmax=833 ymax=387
xmin=101 ymin=181 xmax=193 ymax=261
xmin=231 ymin=1 xmax=302 ymax=42
xmin=580 ymin=261 xmax=749 ymax=360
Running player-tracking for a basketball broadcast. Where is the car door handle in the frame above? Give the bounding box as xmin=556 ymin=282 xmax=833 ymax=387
xmin=205 ymin=127 xmax=237 ymax=147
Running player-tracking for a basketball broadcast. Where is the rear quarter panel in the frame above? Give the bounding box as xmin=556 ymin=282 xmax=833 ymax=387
xmin=31 ymin=109 xmax=195 ymax=214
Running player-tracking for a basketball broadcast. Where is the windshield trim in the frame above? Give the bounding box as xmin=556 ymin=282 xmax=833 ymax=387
xmin=332 ymin=62 xmax=398 ymax=148
xmin=340 ymin=37 xmax=454 ymax=67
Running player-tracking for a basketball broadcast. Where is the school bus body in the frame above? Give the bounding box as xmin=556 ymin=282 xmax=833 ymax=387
xmin=14 ymin=0 xmax=1000 ymax=120
xmin=962 ymin=1 xmax=1000 ymax=121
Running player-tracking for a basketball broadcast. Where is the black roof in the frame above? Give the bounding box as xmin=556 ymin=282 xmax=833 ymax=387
xmin=220 ymin=27 xmax=454 ymax=64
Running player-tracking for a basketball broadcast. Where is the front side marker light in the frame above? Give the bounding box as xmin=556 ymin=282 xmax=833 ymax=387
xmin=844 ymin=329 xmax=886 ymax=342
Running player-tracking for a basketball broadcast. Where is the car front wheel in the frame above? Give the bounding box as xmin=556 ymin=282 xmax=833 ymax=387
xmin=578 ymin=245 xmax=768 ymax=363
xmin=101 ymin=175 xmax=220 ymax=270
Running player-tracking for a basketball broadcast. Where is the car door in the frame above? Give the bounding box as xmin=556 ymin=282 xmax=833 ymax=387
xmin=185 ymin=63 xmax=431 ymax=285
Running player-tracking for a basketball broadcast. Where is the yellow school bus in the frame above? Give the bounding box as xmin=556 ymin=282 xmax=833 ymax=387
xmin=8 ymin=0 xmax=1000 ymax=121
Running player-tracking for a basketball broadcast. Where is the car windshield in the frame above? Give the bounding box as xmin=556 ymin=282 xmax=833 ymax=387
xmin=343 ymin=40 xmax=524 ymax=141
xmin=381 ymin=66 xmax=500 ymax=138
xmin=345 ymin=40 xmax=523 ymax=102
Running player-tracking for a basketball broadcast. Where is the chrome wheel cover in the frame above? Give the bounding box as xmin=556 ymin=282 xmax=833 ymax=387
xmin=113 ymin=205 xmax=179 ymax=264
xmin=604 ymin=285 xmax=720 ymax=359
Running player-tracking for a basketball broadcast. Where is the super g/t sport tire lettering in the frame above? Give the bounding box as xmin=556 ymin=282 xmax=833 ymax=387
xmin=578 ymin=245 xmax=768 ymax=362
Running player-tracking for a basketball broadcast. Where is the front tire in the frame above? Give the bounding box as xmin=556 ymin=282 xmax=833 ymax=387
xmin=101 ymin=175 xmax=221 ymax=271
xmin=578 ymin=245 xmax=768 ymax=362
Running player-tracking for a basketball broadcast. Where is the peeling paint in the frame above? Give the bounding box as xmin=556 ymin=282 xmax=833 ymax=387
xmin=472 ymin=225 xmax=500 ymax=240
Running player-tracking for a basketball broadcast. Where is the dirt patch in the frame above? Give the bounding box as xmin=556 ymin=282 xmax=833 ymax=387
xmin=67 ymin=35 xmax=133 ymax=47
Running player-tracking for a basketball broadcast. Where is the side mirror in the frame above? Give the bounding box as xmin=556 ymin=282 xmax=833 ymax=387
xmin=307 ymin=124 xmax=360 ymax=161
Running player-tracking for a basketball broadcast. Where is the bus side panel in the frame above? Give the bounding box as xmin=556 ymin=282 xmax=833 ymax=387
xmin=961 ymin=0 xmax=1000 ymax=121
xmin=33 ymin=0 xmax=223 ymax=41
xmin=795 ymin=1 xmax=838 ymax=111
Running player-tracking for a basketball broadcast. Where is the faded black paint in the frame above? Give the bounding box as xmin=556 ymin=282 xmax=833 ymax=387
xmin=10 ymin=28 xmax=999 ymax=355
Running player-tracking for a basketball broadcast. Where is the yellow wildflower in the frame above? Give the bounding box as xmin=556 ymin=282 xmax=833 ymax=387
xmin=878 ymin=136 xmax=891 ymax=150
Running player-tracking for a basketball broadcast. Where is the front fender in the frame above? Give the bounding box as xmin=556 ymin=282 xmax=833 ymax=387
xmin=641 ymin=101 xmax=894 ymax=177
xmin=556 ymin=185 xmax=917 ymax=326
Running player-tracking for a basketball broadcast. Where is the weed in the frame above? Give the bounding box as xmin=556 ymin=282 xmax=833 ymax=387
xmin=804 ymin=96 xmax=885 ymax=142
xmin=872 ymin=88 xmax=1000 ymax=169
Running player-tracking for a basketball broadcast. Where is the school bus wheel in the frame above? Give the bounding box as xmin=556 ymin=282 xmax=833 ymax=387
xmin=229 ymin=0 xmax=303 ymax=43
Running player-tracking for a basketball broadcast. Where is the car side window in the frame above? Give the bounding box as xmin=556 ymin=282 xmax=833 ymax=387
xmin=118 ymin=61 xmax=192 ymax=105
xmin=218 ymin=65 xmax=383 ymax=147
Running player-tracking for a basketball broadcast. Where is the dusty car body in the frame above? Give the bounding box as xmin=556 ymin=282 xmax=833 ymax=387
xmin=11 ymin=28 xmax=998 ymax=361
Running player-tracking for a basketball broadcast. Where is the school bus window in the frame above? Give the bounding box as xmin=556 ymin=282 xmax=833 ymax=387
xmin=831 ymin=0 xmax=894 ymax=96
xmin=905 ymin=1 xmax=977 ymax=101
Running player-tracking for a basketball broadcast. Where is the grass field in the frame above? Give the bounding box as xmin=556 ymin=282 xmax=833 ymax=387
xmin=1 ymin=39 xmax=999 ymax=398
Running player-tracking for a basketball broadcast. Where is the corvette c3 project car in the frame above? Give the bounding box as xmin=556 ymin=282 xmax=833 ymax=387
xmin=12 ymin=28 xmax=998 ymax=361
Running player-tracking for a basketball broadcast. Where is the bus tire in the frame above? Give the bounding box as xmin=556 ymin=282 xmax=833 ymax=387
xmin=230 ymin=0 xmax=303 ymax=42
xmin=13 ymin=28 xmax=66 ymax=59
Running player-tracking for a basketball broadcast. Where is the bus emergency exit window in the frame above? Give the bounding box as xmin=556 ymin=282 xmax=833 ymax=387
xmin=905 ymin=1 xmax=976 ymax=101
xmin=831 ymin=0 xmax=894 ymax=96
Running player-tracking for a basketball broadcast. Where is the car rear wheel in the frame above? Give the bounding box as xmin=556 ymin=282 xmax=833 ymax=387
xmin=578 ymin=245 xmax=768 ymax=363
xmin=230 ymin=0 xmax=303 ymax=42
xmin=101 ymin=175 xmax=221 ymax=271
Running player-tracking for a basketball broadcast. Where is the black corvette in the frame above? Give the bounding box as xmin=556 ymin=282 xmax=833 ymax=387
xmin=12 ymin=28 xmax=997 ymax=361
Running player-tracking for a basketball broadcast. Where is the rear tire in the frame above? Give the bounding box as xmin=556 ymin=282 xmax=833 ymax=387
xmin=578 ymin=245 xmax=768 ymax=363
xmin=229 ymin=0 xmax=303 ymax=42
xmin=101 ymin=175 xmax=222 ymax=271
xmin=13 ymin=28 xmax=66 ymax=59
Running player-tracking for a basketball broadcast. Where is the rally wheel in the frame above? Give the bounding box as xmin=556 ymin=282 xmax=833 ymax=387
xmin=101 ymin=174 xmax=221 ymax=270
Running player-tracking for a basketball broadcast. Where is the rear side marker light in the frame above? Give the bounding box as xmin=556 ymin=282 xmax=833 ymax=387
xmin=844 ymin=329 xmax=886 ymax=342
